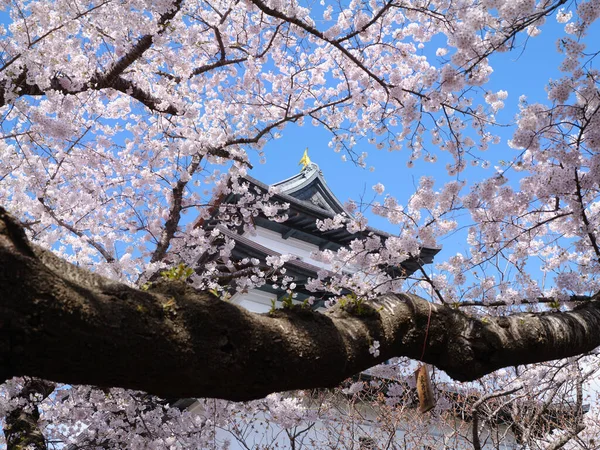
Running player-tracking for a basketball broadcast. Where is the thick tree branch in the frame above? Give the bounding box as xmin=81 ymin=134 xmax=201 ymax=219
xmin=0 ymin=69 xmax=179 ymax=115
xmin=573 ymin=168 xmax=600 ymax=261
xmin=1 ymin=207 xmax=600 ymax=401
xmin=248 ymin=0 xmax=391 ymax=93
xmin=99 ymin=0 xmax=183 ymax=85
xmin=457 ymin=295 xmax=591 ymax=308
xmin=104 ymin=76 xmax=180 ymax=115
xmin=0 ymin=0 xmax=183 ymax=113
xmin=150 ymin=153 xmax=202 ymax=263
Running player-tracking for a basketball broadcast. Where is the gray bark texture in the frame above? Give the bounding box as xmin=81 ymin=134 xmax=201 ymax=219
xmin=1 ymin=207 xmax=600 ymax=401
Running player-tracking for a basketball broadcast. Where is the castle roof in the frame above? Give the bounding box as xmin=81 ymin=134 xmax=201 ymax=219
xmin=198 ymin=161 xmax=439 ymax=289
xmin=270 ymin=162 xmax=347 ymax=215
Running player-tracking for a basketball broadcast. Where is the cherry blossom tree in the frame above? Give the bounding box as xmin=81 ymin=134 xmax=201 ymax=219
xmin=1 ymin=0 xmax=600 ymax=447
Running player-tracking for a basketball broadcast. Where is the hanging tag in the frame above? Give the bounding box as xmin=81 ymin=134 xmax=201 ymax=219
xmin=415 ymin=364 xmax=436 ymax=413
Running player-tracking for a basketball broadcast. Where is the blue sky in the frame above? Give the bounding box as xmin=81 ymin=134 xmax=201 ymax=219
xmin=1 ymin=3 xmax=599 ymax=280
xmin=246 ymin=14 xmax=600 ymax=269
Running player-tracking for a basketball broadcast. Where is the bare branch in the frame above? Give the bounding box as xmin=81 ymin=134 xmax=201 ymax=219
xmin=472 ymin=386 xmax=523 ymax=450
xmin=3 ymin=378 xmax=55 ymax=450
xmin=37 ymin=198 xmax=115 ymax=263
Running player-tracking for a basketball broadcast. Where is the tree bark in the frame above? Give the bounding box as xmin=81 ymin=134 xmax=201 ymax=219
xmin=1 ymin=207 xmax=600 ymax=401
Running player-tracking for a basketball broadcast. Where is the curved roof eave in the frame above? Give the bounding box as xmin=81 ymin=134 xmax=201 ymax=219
xmin=271 ymin=163 xmax=347 ymax=215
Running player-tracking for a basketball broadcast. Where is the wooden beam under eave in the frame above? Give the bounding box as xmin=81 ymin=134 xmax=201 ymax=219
xmin=282 ymin=228 xmax=296 ymax=239
xmin=319 ymin=241 xmax=335 ymax=251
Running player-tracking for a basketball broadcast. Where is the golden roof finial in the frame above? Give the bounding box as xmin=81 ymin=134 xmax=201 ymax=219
xmin=299 ymin=148 xmax=311 ymax=170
